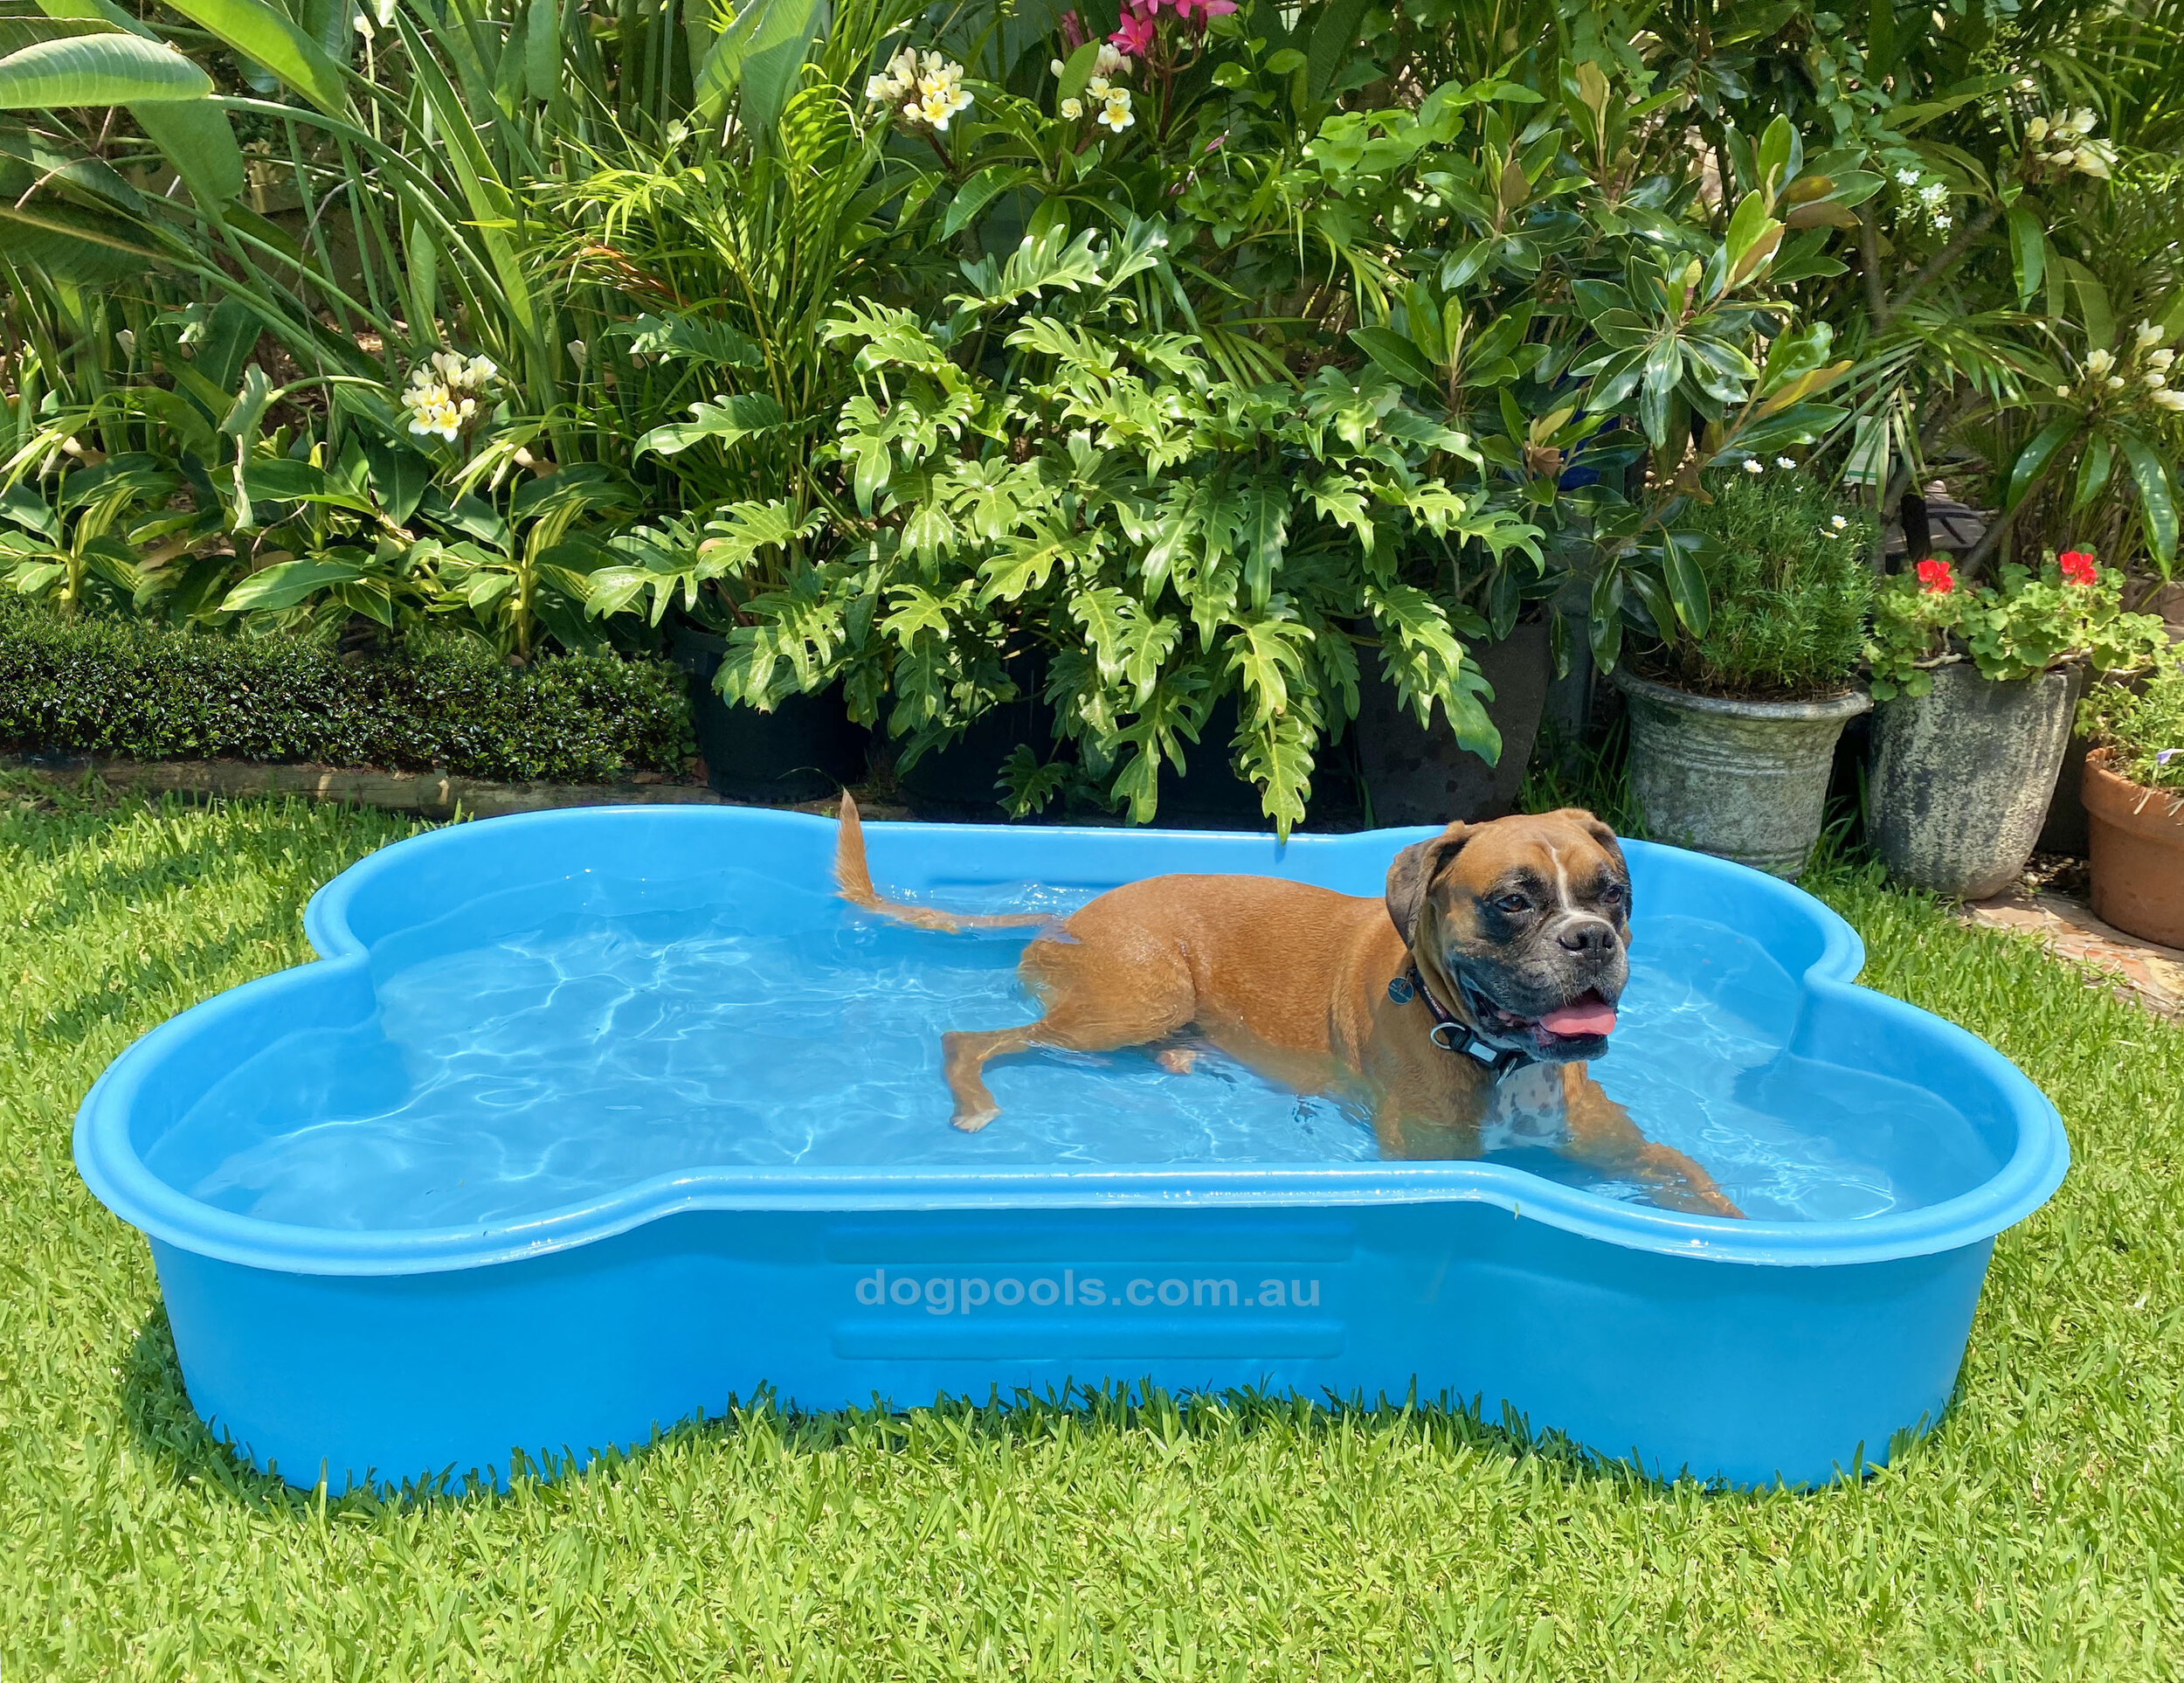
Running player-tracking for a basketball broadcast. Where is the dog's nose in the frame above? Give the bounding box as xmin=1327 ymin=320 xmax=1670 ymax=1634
xmin=1556 ymin=918 xmax=1615 ymax=956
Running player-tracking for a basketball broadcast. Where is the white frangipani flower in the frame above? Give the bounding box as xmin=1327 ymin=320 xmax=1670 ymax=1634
xmin=867 ymin=49 xmax=973 ymax=131
xmin=400 ymin=349 xmax=498 ymax=443
xmin=1096 ymin=87 xmax=1134 ymax=133
xmin=2085 ymin=348 xmax=2115 ymax=376
xmin=1060 ymin=97 xmax=1082 ymax=120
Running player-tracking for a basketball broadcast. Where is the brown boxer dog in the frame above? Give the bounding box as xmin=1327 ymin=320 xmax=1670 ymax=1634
xmin=833 ymin=795 xmax=1741 ymax=1217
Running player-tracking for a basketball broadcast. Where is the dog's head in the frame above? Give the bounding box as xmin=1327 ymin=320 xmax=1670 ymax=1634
xmin=1384 ymin=809 xmax=1632 ymax=1063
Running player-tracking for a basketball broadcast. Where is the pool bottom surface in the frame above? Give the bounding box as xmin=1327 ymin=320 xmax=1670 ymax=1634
xmin=145 ymin=871 xmax=1998 ymax=1234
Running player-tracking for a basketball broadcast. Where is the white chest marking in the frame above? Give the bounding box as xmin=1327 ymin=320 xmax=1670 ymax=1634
xmin=1475 ymin=1061 xmax=1571 ymax=1154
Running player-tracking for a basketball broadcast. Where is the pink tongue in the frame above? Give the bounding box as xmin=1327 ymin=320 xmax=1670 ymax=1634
xmin=1538 ymin=998 xmax=1617 ymax=1037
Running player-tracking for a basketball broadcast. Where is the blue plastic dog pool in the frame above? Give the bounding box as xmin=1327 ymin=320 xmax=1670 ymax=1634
xmin=75 ymin=807 xmax=2067 ymax=1490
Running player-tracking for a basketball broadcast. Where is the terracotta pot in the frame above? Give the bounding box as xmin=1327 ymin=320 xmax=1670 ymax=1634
xmin=2083 ymin=749 xmax=2184 ymax=947
xmin=1614 ymin=669 xmax=1870 ymax=880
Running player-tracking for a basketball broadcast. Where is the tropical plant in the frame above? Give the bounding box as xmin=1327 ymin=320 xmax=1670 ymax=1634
xmin=683 ymin=218 xmax=1542 ymax=831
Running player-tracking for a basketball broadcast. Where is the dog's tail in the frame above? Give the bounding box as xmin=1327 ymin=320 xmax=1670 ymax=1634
xmin=834 ymin=793 xmax=1054 ymax=933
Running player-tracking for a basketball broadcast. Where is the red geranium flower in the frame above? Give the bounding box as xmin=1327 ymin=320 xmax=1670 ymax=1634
xmin=1916 ymin=557 xmax=1955 ymax=595
xmin=2059 ymin=549 xmax=2098 ymax=586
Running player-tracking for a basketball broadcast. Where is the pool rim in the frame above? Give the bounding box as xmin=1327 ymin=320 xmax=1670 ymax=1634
xmin=74 ymin=807 xmax=2070 ymax=1278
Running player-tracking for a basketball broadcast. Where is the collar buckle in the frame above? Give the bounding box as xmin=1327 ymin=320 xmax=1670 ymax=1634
xmin=1404 ymin=964 xmax=1536 ymax=1074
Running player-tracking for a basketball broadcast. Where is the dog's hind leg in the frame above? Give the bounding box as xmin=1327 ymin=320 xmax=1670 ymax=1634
xmin=942 ymin=938 xmax=1197 ymax=1131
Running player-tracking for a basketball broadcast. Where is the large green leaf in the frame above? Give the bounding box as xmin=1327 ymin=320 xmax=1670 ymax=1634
xmin=161 ymin=0 xmax=349 ymax=116
xmin=218 ymin=554 xmax=365 ymax=613
xmin=693 ymin=0 xmax=828 ymax=135
xmin=637 ymin=394 xmax=790 ymax=458
xmin=2115 ymin=430 xmax=2179 ymax=567
xmin=0 ymin=32 xmax=209 ymax=106
xmin=30 ymin=3 xmax=240 ymax=203
xmin=2005 ymin=414 xmax=2079 ymax=512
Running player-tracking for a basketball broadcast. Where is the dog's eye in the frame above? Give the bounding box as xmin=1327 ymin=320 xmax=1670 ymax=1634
xmin=1599 ymin=881 xmax=1626 ymax=904
xmin=1495 ymin=892 xmax=1531 ymax=913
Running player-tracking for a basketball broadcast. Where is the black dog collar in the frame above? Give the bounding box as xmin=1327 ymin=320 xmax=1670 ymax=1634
xmin=1389 ymin=966 xmax=1537 ymax=1076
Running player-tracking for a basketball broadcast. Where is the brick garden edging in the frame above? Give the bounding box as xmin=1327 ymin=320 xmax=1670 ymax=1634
xmin=6 ymin=753 xmax=729 ymax=821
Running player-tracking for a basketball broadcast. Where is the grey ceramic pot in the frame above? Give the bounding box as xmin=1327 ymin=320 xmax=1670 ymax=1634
xmin=1868 ymin=661 xmax=2080 ymax=898
xmin=1615 ymin=669 xmax=1871 ymax=879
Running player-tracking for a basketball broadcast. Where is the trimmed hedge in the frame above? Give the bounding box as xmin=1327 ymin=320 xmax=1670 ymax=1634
xmin=0 ymin=604 xmax=694 ymax=784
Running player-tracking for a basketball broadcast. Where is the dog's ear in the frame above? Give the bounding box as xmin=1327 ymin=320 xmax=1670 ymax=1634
xmin=1385 ymin=824 xmax=1471 ymax=947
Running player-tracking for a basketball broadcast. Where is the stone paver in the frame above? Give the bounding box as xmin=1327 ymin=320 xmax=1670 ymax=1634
xmin=1962 ymin=862 xmax=2184 ymax=1019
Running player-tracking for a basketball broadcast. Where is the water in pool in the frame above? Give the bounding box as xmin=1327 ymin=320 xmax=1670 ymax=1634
xmin=154 ymin=868 xmax=1998 ymax=1229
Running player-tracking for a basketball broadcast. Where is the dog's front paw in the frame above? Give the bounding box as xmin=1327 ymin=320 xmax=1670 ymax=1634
xmin=950 ymin=1104 xmax=999 ymax=1133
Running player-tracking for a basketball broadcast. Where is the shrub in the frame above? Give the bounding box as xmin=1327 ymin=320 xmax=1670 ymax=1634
xmin=0 ymin=605 xmax=692 ymax=784
xmin=2082 ymin=655 xmax=2184 ymax=793
xmin=1646 ymin=466 xmax=1876 ymax=699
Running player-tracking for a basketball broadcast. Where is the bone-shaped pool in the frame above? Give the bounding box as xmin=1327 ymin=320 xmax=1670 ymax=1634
xmin=77 ymin=807 xmax=2067 ymax=1491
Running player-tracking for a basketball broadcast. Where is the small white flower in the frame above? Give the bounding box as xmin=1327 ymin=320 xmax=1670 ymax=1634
xmin=1086 ymin=75 xmax=1110 ymax=100
xmin=2048 ymin=149 xmax=2076 ymax=168
xmin=351 ymin=10 xmax=374 ymax=39
xmin=1742 ymin=457 xmax=1765 ymax=475
xmin=1829 ymin=514 xmax=1849 ymax=531
xmin=1094 ymin=44 xmax=1131 ymax=79
xmin=1060 ymin=97 xmax=1082 ymax=120
xmin=2086 ymin=348 xmax=2115 ymax=376
xmin=567 ymin=339 xmax=588 ymax=371
xmin=2105 ymin=375 xmax=2127 ymax=391
xmin=1932 ymin=213 xmax=1952 ymax=231
xmin=1896 ymin=167 xmax=1921 ymax=187
xmin=2068 ymin=107 xmax=2098 ymax=135
xmin=2136 ymin=321 xmax=2166 ymax=350
xmin=1918 ymin=181 xmax=1949 ymax=207
xmin=1776 ymin=457 xmax=1797 ymax=469
xmin=2056 ymin=384 xmax=2072 ymax=397
xmin=1050 ymin=58 xmax=1066 ymax=77
xmin=115 ymin=329 xmax=135 ymax=357
xmin=2151 ymin=348 xmax=2176 ymax=371
xmin=2025 ymin=115 xmax=2049 ymax=143
xmin=1096 ymin=87 xmax=1133 ymax=133
xmin=2156 ymin=390 xmax=2184 ymax=412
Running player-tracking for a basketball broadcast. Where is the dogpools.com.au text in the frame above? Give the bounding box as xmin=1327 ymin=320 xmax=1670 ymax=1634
xmin=854 ymin=1271 xmax=1324 ymax=1317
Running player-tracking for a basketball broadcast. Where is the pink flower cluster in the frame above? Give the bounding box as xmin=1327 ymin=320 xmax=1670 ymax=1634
xmin=1092 ymin=0 xmax=1234 ymax=58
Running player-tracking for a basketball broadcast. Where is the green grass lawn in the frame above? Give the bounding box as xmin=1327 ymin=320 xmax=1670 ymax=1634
xmin=2 ymin=774 xmax=2180 ymax=1680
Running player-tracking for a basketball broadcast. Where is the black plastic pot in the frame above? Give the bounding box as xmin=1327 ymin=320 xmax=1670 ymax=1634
xmin=1352 ymin=620 xmax=1554 ymax=827
xmin=897 ymin=650 xmax=1053 ymax=815
xmin=1156 ymin=692 xmax=1275 ymax=828
xmin=670 ymin=627 xmax=867 ymax=804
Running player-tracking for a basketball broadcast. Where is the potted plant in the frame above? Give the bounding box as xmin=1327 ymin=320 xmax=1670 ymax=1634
xmin=1612 ymin=462 xmax=1876 ymax=877
xmin=2078 ymin=655 xmax=2184 ymax=945
xmin=1864 ymin=550 xmax=2167 ymax=897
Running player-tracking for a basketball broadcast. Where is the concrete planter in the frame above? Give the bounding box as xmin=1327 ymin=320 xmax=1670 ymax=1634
xmin=1868 ymin=663 xmax=2079 ymax=898
xmin=1615 ymin=669 xmax=1870 ymax=879
xmin=1355 ymin=620 xmax=1554 ymax=824
xmin=2084 ymin=749 xmax=2184 ymax=947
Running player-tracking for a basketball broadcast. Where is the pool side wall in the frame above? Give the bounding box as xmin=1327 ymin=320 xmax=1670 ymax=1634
xmin=154 ymin=1202 xmax=1992 ymax=1493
